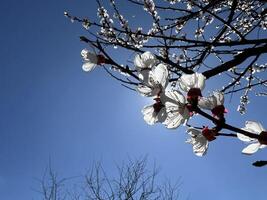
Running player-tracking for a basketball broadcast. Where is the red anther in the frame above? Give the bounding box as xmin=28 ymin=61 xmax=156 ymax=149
xmin=202 ymin=127 xmax=217 ymax=141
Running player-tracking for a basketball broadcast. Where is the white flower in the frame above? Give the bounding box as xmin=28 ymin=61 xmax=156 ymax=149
xmin=81 ymin=49 xmax=99 ymax=72
xmin=179 ymin=72 xmax=206 ymax=92
xmin=137 ymin=63 xmax=169 ymax=97
xmin=141 ymin=90 xmax=189 ymax=128
xmin=162 ymin=91 xmax=190 ymax=129
xmin=237 ymin=121 xmax=267 ymax=155
xmin=186 ymin=128 xmax=208 ymax=157
xmin=134 ymin=51 xmax=157 ymax=70
xmin=81 ymin=49 xmax=106 ymax=72
xmin=198 ymin=91 xmax=224 ymax=110
xmin=142 ymin=102 xmax=167 ymax=125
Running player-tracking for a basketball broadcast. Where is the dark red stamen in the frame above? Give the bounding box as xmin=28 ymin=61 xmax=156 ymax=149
xmin=202 ymin=127 xmax=217 ymax=141
xmin=153 ymin=97 xmax=164 ymax=113
xmin=187 ymin=88 xmax=202 ymax=99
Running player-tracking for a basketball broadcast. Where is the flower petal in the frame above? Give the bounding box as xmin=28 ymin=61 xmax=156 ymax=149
xmin=260 ymin=144 xmax=267 ymax=149
xmin=81 ymin=49 xmax=98 ymax=64
xmin=136 ymin=84 xmax=153 ymax=96
xmin=186 ymin=129 xmax=209 ymax=157
xmin=134 ymin=51 xmax=156 ymax=69
xmin=179 ymin=72 xmax=206 ymax=92
xmin=163 ymin=90 xmax=186 ymax=105
xmin=149 ymin=63 xmax=169 ymax=89
xmin=138 ymin=69 xmax=150 ymax=83
xmin=242 ymin=143 xmax=261 ymax=155
xmin=243 ymin=121 xmax=265 ymax=134
xmin=82 ymin=62 xmax=97 ymax=72
xmin=187 ymin=127 xmax=202 ymax=136
xmin=142 ymin=105 xmax=157 ymax=125
xmin=237 ymin=133 xmax=255 ymax=142
xmin=163 ymin=106 xmax=190 ymax=129
xmin=198 ymin=91 xmax=224 ymax=110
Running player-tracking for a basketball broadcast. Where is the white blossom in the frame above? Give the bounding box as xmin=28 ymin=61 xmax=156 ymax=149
xmin=134 ymin=51 xmax=157 ymax=70
xmin=237 ymin=121 xmax=267 ymax=155
xmin=179 ymin=72 xmax=206 ymax=92
xmin=198 ymin=91 xmax=224 ymax=110
xmin=186 ymin=128 xmax=209 ymax=157
xmin=142 ymin=103 xmax=167 ymax=125
xmin=141 ymin=90 xmax=189 ymax=128
xmin=81 ymin=49 xmax=99 ymax=72
xmin=162 ymin=91 xmax=190 ymax=129
xmin=137 ymin=63 xmax=169 ymax=97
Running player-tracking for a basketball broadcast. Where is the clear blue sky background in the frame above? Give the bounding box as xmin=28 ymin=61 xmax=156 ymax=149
xmin=0 ymin=0 xmax=267 ymax=200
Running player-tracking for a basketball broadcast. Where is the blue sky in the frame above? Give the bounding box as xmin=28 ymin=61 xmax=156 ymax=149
xmin=0 ymin=0 xmax=267 ymax=200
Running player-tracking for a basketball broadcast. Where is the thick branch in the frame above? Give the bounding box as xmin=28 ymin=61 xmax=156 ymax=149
xmin=203 ymin=44 xmax=267 ymax=79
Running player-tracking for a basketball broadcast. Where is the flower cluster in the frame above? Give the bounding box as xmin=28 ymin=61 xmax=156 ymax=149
xmin=80 ymin=49 xmax=267 ymax=158
xmin=134 ymin=52 xmax=230 ymax=156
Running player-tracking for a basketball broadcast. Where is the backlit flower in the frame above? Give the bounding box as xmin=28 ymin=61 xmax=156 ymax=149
xmin=179 ymin=72 xmax=206 ymax=93
xmin=81 ymin=49 xmax=106 ymax=72
xmin=142 ymin=97 xmax=167 ymax=125
xmin=198 ymin=91 xmax=227 ymax=117
xmin=198 ymin=91 xmax=224 ymax=110
xmin=186 ymin=128 xmax=209 ymax=157
xmin=237 ymin=121 xmax=267 ymax=155
xmin=162 ymin=91 xmax=190 ymax=129
xmin=137 ymin=63 xmax=169 ymax=97
xmin=134 ymin=51 xmax=157 ymax=70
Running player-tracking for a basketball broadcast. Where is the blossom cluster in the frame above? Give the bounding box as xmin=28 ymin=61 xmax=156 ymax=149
xmin=133 ymin=51 xmax=230 ymax=156
xmin=80 ymin=50 xmax=267 ymax=157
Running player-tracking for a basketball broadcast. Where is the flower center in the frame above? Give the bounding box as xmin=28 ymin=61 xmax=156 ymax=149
xmin=187 ymin=88 xmax=202 ymax=99
xmin=153 ymin=97 xmax=164 ymax=113
xmin=202 ymin=127 xmax=217 ymax=141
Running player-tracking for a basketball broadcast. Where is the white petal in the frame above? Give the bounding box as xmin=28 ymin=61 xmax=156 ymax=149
xmin=237 ymin=133 xmax=255 ymax=142
xmin=213 ymin=91 xmax=224 ymax=105
xmin=157 ymin=107 xmax=167 ymax=123
xmin=82 ymin=62 xmax=96 ymax=72
xmin=163 ymin=106 xmax=190 ymax=129
xmin=142 ymin=105 xmax=157 ymax=125
xmin=136 ymin=84 xmax=153 ymax=96
xmin=141 ymin=104 xmax=166 ymax=125
xmin=179 ymin=72 xmax=206 ymax=92
xmin=195 ymin=73 xmax=206 ymax=90
xmin=243 ymin=121 xmax=265 ymax=134
xmin=242 ymin=143 xmax=261 ymax=155
xmin=163 ymin=112 xmax=184 ymax=129
xmin=138 ymin=69 xmax=150 ymax=83
xmin=81 ymin=49 xmax=98 ymax=64
xmin=134 ymin=51 xmax=156 ymax=69
xmin=149 ymin=63 xmax=169 ymax=89
xmin=198 ymin=97 xmax=216 ymax=110
xmin=163 ymin=90 xmax=186 ymax=105
xmin=187 ymin=127 xmax=202 ymax=136
xmin=186 ymin=133 xmax=209 ymax=157
xmin=199 ymin=91 xmax=224 ymax=110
